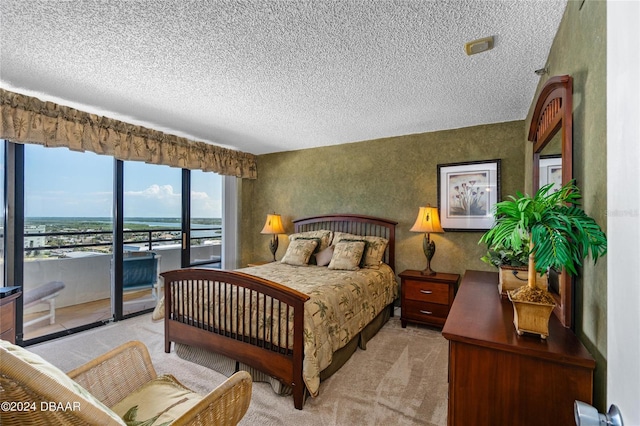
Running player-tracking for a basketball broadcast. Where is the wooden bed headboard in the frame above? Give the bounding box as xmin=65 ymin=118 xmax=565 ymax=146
xmin=293 ymin=214 xmax=397 ymax=271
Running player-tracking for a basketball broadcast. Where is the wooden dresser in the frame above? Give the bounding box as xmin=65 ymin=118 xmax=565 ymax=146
xmin=399 ymin=270 xmax=459 ymax=328
xmin=0 ymin=290 xmax=22 ymax=344
xmin=442 ymin=270 xmax=595 ymax=426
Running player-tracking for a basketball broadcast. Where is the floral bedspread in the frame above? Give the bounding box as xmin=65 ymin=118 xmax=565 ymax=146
xmin=238 ymin=262 xmax=398 ymax=397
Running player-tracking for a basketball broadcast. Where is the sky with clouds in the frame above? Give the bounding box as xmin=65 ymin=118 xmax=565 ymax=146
xmin=24 ymin=144 xmax=222 ymax=218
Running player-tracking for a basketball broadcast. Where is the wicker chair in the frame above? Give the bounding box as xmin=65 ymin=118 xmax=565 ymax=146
xmin=0 ymin=340 xmax=252 ymax=426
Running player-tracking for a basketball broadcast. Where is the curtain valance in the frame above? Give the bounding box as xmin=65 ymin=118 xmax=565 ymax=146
xmin=0 ymin=89 xmax=257 ymax=179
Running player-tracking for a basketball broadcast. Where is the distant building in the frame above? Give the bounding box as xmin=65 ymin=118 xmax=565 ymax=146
xmin=25 ymin=225 xmax=46 ymax=249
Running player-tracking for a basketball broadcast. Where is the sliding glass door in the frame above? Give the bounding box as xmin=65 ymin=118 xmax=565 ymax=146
xmin=119 ymin=163 xmax=222 ymax=316
xmin=22 ymin=144 xmax=114 ymax=342
xmin=121 ymin=161 xmax=181 ymax=316
xmin=187 ymin=169 xmax=223 ymax=267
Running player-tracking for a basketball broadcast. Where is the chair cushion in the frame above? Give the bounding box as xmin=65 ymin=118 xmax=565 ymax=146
xmin=0 ymin=339 xmax=125 ymax=425
xmin=23 ymin=280 xmax=65 ymax=305
xmin=111 ymin=374 xmax=202 ymax=425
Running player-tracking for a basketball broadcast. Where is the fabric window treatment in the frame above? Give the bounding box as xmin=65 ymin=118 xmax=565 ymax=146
xmin=0 ymin=89 xmax=257 ymax=179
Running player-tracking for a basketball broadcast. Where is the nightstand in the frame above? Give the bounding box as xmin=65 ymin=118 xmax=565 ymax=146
xmin=0 ymin=289 xmax=22 ymax=344
xmin=399 ymin=270 xmax=459 ymax=328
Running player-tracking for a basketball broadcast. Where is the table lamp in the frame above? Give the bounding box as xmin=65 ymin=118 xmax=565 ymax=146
xmin=260 ymin=213 xmax=285 ymax=261
xmin=410 ymin=205 xmax=444 ymax=275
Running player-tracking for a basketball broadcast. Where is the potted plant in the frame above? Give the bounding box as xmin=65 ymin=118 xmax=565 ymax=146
xmin=481 ymin=243 xmax=548 ymax=296
xmin=481 ymin=245 xmax=529 ymax=268
xmin=479 ymin=181 xmax=607 ymax=338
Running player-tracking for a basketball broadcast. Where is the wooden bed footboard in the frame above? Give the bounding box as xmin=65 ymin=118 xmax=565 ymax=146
xmin=161 ymin=268 xmax=310 ymax=409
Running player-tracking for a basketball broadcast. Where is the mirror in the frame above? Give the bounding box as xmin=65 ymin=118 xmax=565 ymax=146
xmin=528 ymin=75 xmax=574 ymax=328
xmin=539 ymin=133 xmax=562 ymax=192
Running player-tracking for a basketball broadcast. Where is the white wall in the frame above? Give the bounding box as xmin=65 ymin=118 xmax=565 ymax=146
xmin=24 ymin=255 xmax=113 ymax=309
xmin=23 ymin=244 xmax=219 ymax=311
xmin=607 ymin=0 xmax=640 ymax=424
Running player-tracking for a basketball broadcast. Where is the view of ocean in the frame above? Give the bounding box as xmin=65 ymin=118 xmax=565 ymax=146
xmin=25 ymin=217 xmax=220 ymax=228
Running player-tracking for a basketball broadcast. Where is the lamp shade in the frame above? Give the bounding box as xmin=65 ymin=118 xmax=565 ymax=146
xmin=410 ymin=206 xmax=444 ymax=234
xmin=260 ymin=213 xmax=285 ymax=235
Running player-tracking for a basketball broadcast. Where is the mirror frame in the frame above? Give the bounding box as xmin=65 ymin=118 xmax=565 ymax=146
xmin=528 ymin=74 xmax=573 ymax=328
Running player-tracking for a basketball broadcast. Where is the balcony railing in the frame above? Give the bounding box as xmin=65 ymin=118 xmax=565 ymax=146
xmin=21 ymin=226 xmax=223 ymax=341
xmin=24 ymin=227 xmax=221 ymax=255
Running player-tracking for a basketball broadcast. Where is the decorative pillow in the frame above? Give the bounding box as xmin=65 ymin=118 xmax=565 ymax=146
xmin=291 ymin=237 xmax=322 ymax=264
xmin=333 ymin=232 xmax=389 ymax=268
xmin=328 ymin=240 xmax=366 ymax=271
xmin=280 ymin=239 xmax=318 ymax=266
xmin=0 ymin=340 xmax=126 ymax=425
xmin=151 ymin=297 xmax=165 ymax=321
xmin=360 ymin=235 xmax=389 ymax=268
xmin=289 ymin=230 xmax=333 ymax=252
xmin=332 ymin=232 xmax=354 ymax=246
xmin=337 ymin=238 xmax=370 ymax=267
xmin=111 ymin=375 xmax=202 ymax=425
xmin=315 ymin=245 xmax=335 ymax=267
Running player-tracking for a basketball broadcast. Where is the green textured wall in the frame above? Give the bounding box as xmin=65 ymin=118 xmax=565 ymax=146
xmin=240 ymin=1 xmax=607 ymax=410
xmin=241 ymin=120 xmax=525 ymax=280
xmin=525 ymin=0 xmax=607 ymax=409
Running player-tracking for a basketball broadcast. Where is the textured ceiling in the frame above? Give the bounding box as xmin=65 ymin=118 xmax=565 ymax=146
xmin=1 ymin=1 xmax=566 ymax=155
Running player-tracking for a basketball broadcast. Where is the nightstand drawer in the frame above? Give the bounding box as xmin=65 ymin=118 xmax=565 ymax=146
xmin=403 ymin=300 xmax=449 ymax=324
xmin=404 ymin=280 xmax=450 ymax=305
xmin=400 ymin=270 xmax=459 ymax=329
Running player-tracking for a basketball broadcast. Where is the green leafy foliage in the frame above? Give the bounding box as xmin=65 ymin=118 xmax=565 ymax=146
xmin=479 ymin=181 xmax=607 ymax=276
xmin=480 ymin=245 xmax=530 ymax=268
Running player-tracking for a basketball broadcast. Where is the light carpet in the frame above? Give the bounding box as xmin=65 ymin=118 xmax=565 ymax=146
xmin=29 ymin=311 xmax=448 ymax=425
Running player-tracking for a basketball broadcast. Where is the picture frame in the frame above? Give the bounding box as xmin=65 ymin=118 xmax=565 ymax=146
xmin=437 ymin=159 xmax=501 ymax=231
xmin=539 ymin=155 xmax=562 ymax=193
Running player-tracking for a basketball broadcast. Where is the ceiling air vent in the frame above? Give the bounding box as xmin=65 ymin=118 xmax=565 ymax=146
xmin=465 ymin=36 xmax=494 ymax=56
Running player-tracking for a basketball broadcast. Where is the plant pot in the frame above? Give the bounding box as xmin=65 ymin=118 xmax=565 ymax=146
xmin=507 ymin=291 xmax=555 ymax=339
xmin=499 ymin=266 xmax=548 ymax=296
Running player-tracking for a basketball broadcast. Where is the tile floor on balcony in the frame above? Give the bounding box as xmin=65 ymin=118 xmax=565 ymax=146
xmin=23 ymin=289 xmax=157 ymax=341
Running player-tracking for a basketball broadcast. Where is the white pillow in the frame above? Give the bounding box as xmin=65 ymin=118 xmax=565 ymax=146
xmin=315 ymin=245 xmax=335 ymax=267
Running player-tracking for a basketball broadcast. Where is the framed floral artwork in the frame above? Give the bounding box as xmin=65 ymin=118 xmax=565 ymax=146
xmin=437 ymin=159 xmax=501 ymax=231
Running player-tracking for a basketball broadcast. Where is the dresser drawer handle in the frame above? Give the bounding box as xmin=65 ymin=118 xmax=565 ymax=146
xmin=419 ymin=310 xmax=433 ymax=315
xmin=420 ymin=290 xmax=433 ymax=294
